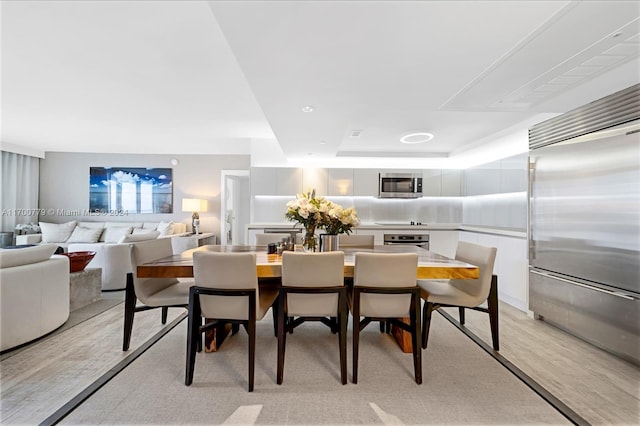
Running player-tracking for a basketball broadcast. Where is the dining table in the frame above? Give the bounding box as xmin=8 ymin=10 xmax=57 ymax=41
xmin=136 ymin=244 xmax=479 ymax=280
xmin=136 ymin=244 xmax=479 ymax=352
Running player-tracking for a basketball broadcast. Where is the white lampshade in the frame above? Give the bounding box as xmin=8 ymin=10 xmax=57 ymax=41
xmin=182 ymin=198 xmax=207 ymax=213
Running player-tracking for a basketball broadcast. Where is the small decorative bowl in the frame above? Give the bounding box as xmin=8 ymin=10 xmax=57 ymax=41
xmin=61 ymin=251 xmax=97 ymax=273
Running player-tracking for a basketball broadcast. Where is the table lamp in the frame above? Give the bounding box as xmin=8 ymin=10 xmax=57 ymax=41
xmin=182 ymin=198 xmax=207 ymax=234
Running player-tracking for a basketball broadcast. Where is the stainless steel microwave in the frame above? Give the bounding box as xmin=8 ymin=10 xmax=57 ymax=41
xmin=378 ymin=173 xmax=423 ymax=198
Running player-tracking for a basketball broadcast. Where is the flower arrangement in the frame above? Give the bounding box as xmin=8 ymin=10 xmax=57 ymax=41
xmin=285 ymin=189 xmax=360 ymax=251
xmin=323 ymin=203 xmax=360 ymax=235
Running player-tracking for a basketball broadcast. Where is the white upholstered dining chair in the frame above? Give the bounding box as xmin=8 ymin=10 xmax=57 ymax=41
xmin=185 ymin=251 xmax=278 ymax=391
xmin=351 ymin=252 xmax=422 ymax=384
xmin=255 ymin=233 xmax=291 ymax=245
xmin=278 ymin=251 xmax=348 ymax=385
xmin=123 ymin=238 xmax=192 ymax=351
xmin=338 ymin=234 xmax=375 ymax=249
xmin=417 ymin=241 xmax=498 ymax=350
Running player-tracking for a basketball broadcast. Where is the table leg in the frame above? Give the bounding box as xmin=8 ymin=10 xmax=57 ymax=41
xmin=204 ymin=321 xmax=232 ymax=352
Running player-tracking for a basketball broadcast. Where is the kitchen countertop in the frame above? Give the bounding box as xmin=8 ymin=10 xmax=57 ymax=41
xmin=247 ymin=223 xmax=526 ymax=237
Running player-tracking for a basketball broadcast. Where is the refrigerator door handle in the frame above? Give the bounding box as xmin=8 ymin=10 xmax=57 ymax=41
xmin=530 ymin=269 xmax=637 ymax=300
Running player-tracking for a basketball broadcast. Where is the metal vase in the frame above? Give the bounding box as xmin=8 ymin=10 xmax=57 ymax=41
xmin=319 ymin=234 xmax=340 ymax=252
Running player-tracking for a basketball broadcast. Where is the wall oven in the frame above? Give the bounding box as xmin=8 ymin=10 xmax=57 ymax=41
xmin=378 ymin=173 xmax=423 ymax=198
xmin=383 ymin=233 xmax=429 ymax=250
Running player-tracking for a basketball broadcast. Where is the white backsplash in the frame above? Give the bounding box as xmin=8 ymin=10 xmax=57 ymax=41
xmin=252 ymin=196 xmax=463 ymax=225
xmin=252 ymin=192 xmax=526 ymax=230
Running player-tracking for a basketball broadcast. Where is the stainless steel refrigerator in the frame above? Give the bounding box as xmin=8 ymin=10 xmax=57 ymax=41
xmin=528 ymin=84 xmax=639 ymax=365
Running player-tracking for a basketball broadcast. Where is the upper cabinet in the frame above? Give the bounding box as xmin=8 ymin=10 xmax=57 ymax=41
xmin=251 ymin=167 xmax=302 ymax=196
xmin=421 ymin=169 xmax=463 ymax=196
xmin=250 ymin=167 xmax=278 ymax=195
xmin=463 ymin=153 xmax=527 ymax=195
xmin=353 ymin=169 xmax=379 ymax=196
xmin=302 ymin=168 xmax=327 ymax=195
xmin=441 ymin=170 xmax=463 ymax=196
xmin=327 ymin=168 xmax=354 ymax=196
xmin=278 ymin=168 xmax=303 ymax=195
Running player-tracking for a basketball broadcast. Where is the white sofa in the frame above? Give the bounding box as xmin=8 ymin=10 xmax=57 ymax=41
xmin=16 ymin=221 xmax=188 ymax=291
xmin=0 ymin=244 xmax=70 ymax=352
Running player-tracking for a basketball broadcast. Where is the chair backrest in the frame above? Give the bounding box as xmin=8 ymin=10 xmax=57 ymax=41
xmin=255 ymin=233 xmax=290 ymax=245
xmin=450 ymin=241 xmax=497 ymax=306
xmin=193 ymin=251 xmax=258 ymax=320
xmin=353 ymin=252 xmax=418 ymax=317
xmin=129 ymin=238 xmax=179 ymax=305
xmin=281 ymin=251 xmax=345 ymax=316
xmin=338 ymin=234 xmax=374 ymax=248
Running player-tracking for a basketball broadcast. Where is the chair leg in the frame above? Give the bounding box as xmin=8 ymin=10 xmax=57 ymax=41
xmin=122 ymin=273 xmax=137 ymax=351
xmin=271 ymin=300 xmax=278 ymax=337
xmin=185 ymin=291 xmax=199 ymax=386
xmin=421 ymin=302 xmax=435 ymax=350
xmin=161 ymin=306 xmax=168 ymax=325
xmin=410 ymin=290 xmax=422 ymax=384
xmin=248 ymin=319 xmax=256 ymax=392
xmin=352 ymin=291 xmax=361 ymax=384
xmin=458 ymin=307 xmax=465 ymax=325
xmin=338 ymin=291 xmax=347 ymax=385
xmin=488 ymin=275 xmax=500 ymax=351
xmin=277 ymin=294 xmax=286 ymax=385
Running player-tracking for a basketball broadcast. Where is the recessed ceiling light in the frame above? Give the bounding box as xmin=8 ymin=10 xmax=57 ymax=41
xmin=400 ymin=132 xmax=435 ymax=144
xmin=319 ymin=140 xmax=327 ymax=145
xmin=301 ymin=105 xmax=315 ymax=113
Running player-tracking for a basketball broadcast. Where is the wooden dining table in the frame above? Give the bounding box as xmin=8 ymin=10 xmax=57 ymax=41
xmin=136 ymin=244 xmax=479 ymax=280
xmin=137 ymin=244 xmax=479 ymax=352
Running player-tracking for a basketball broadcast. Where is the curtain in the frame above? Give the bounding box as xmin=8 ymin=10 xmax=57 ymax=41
xmin=1 ymin=151 xmax=40 ymax=233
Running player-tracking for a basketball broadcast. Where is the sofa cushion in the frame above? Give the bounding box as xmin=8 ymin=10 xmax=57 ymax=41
xmin=157 ymin=221 xmax=175 ymax=236
xmin=40 ymin=221 xmax=77 ymax=243
xmin=67 ymin=226 xmax=104 ymax=243
xmin=0 ymin=243 xmax=58 ymax=268
xmin=98 ymin=222 xmax=143 ymax=242
xmin=132 ymin=228 xmax=158 ymax=235
xmin=118 ymin=231 xmax=161 ymax=243
xmin=102 ymin=226 xmax=133 ymax=243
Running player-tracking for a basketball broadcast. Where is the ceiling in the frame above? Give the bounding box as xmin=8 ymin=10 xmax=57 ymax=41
xmin=2 ymin=1 xmax=639 ymax=168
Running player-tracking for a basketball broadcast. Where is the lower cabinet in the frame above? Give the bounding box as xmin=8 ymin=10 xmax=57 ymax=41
xmin=459 ymin=231 xmax=528 ymax=312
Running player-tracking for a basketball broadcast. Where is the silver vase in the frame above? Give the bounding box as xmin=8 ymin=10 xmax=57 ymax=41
xmin=319 ymin=234 xmax=339 ymax=252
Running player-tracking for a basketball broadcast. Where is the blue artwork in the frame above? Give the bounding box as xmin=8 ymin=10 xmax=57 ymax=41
xmin=89 ymin=167 xmax=173 ymax=214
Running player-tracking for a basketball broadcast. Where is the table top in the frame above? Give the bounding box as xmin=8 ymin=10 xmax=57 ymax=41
xmin=137 ymin=245 xmax=479 ymax=280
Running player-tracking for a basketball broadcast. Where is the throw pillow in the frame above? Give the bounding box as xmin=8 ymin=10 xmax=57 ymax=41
xmin=157 ymin=221 xmax=175 ymax=236
xmin=0 ymin=243 xmax=58 ymax=268
xmin=39 ymin=221 xmax=77 ymax=243
xmin=132 ymin=228 xmax=158 ymax=235
xmin=118 ymin=231 xmax=161 ymax=243
xmin=67 ymin=226 xmax=104 ymax=243
xmin=102 ymin=226 xmax=133 ymax=243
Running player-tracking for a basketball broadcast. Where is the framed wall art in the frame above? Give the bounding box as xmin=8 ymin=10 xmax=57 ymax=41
xmin=89 ymin=167 xmax=173 ymax=214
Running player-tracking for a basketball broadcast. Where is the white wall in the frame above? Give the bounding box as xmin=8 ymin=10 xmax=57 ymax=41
xmin=38 ymin=152 xmax=250 ymax=238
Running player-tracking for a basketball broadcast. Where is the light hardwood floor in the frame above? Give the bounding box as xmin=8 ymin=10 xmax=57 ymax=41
xmin=1 ymin=295 xmax=638 ymax=425
xmin=444 ymin=302 xmax=640 ymax=426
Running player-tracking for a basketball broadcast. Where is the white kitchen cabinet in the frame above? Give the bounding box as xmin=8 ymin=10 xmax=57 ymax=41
xmin=302 ymin=168 xmax=327 ymax=195
xmin=277 ymin=168 xmax=303 ymax=195
xmin=353 ymin=169 xmax=379 ymax=196
xmin=327 ymin=168 xmax=354 ymax=196
xmin=441 ymin=170 xmax=462 ymax=196
xmin=250 ymin=167 xmax=277 ymax=196
xmin=422 ymin=169 xmax=441 ymax=196
xmin=459 ymin=230 xmax=528 ymax=312
xmin=427 ymin=230 xmax=459 ymax=257
xmin=464 ymin=164 xmax=500 ymax=196
xmin=354 ymin=229 xmax=385 ymax=245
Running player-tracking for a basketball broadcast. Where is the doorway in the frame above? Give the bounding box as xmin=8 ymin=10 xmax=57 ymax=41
xmin=220 ymin=170 xmax=250 ymax=245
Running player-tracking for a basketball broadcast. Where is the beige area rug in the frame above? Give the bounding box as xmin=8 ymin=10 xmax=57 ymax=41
xmin=60 ymin=313 xmax=570 ymax=425
xmin=0 ymin=300 xmax=185 ymax=425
